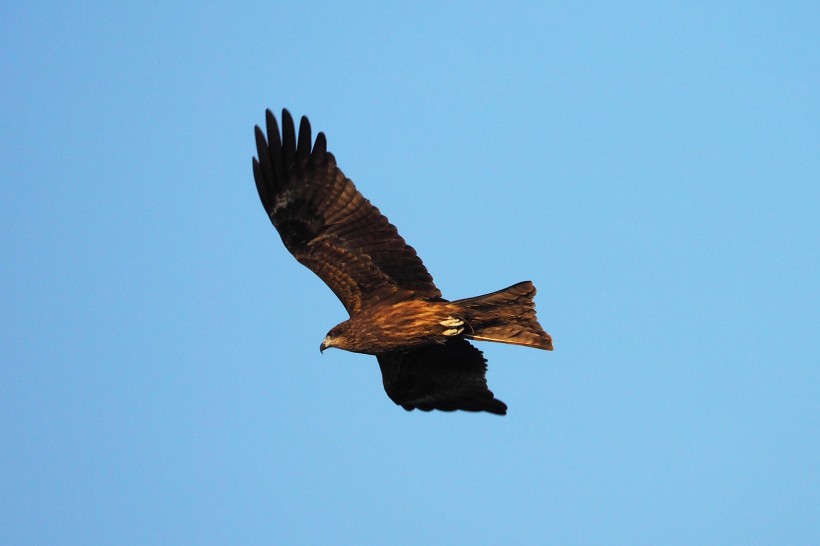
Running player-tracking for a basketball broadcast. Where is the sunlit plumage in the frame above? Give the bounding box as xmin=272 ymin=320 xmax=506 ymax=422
xmin=252 ymin=109 xmax=552 ymax=415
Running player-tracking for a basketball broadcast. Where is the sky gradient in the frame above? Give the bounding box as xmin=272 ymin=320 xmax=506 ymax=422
xmin=2 ymin=3 xmax=818 ymax=545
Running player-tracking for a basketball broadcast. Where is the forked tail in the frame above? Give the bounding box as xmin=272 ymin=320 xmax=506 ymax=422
xmin=454 ymin=281 xmax=553 ymax=350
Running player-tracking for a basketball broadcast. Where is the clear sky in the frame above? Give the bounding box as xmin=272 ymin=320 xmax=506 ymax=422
xmin=2 ymin=2 xmax=818 ymax=545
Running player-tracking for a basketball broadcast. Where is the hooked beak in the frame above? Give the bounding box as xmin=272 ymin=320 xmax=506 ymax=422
xmin=320 ymin=337 xmax=330 ymax=353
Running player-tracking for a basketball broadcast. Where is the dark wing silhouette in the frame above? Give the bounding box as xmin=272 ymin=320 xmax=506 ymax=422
xmin=253 ymin=109 xmax=441 ymax=315
xmin=377 ymin=339 xmax=508 ymax=415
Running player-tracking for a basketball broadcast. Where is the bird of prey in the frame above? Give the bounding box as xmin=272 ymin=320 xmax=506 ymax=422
xmin=252 ymin=109 xmax=553 ymax=415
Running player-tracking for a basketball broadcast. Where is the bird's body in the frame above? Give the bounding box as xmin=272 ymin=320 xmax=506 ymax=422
xmin=322 ymin=298 xmax=467 ymax=354
xmin=252 ymin=109 xmax=553 ymax=415
xmin=322 ymin=281 xmax=551 ymax=355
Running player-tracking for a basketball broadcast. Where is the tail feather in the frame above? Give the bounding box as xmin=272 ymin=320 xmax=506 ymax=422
xmin=454 ymin=281 xmax=553 ymax=350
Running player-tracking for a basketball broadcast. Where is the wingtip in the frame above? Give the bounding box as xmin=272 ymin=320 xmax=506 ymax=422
xmin=399 ymin=397 xmax=508 ymax=415
xmin=297 ymin=115 xmax=312 ymax=160
xmin=312 ymin=131 xmax=327 ymax=161
xmin=254 ymin=124 xmax=265 ymax=146
xmin=281 ymin=109 xmax=296 ymax=158
xmin=280 ymin=108 xmax=294 ymax=129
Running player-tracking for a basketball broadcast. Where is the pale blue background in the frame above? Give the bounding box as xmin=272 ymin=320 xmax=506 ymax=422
xmin=2 ymin=3 xmax=818 ymax=545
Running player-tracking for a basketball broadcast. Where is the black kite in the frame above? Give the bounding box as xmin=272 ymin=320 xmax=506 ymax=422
xmin=252 ymin=109 xmax=553 ymax=415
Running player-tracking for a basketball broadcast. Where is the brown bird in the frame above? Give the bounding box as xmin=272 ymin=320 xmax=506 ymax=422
xmin=252 ymin=109 xmax=552 ymax=415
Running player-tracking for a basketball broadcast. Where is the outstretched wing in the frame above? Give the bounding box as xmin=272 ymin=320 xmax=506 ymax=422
xmin=252 ymin=109 xmax=441 ymax=315
xmin=377 ymin=339 xmax=507 ymax=415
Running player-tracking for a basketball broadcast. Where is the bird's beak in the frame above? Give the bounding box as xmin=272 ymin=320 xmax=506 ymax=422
xmin=320 ymin=338 xmax=329 ymax=353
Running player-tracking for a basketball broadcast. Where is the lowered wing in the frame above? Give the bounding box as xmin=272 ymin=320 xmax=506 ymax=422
xmin=377 ymin=338 xmax=508 ymax=415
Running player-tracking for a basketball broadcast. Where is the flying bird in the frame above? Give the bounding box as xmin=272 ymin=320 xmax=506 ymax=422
xmin=252 ymin=109 xmax=553 ymax=415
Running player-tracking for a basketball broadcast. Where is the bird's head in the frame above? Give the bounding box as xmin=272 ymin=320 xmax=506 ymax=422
xmin=320 ymin=322 xmax=350 ymax=353
xmin=319 ymin=334 xmax=335 ymax=353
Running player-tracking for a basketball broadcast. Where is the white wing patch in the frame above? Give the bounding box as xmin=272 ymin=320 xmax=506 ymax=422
xmin=272 ymin=190 xmax=293 ymax=213
xmin=440 ymin=317 xmax=465 ymax=336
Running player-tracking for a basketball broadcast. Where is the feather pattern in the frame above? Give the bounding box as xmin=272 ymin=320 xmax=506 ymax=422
xmin=253 ymin=109 xmax=440 ymax=316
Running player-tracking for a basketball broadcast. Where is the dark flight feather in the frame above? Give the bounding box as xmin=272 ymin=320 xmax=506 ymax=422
xmin=253 ymin=109 xmax=440 ymax=316
xmin=378 ymin=339 xmax=508 ymax=415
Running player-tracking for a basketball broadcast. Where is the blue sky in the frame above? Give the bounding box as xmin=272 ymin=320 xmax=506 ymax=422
xmin=2 ymin=2 xmax=818 ymax=544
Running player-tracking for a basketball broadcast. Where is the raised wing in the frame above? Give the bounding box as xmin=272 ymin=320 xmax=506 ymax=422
xmin=377 ymin=339 xmax=507 ymax=415
xmin=253 ymin=109 xmax=441 ymax=315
